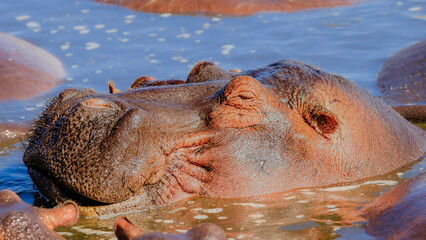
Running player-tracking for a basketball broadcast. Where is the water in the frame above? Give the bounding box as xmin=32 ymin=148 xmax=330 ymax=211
xmin=0 ymin=0 xmax=425 ymax=239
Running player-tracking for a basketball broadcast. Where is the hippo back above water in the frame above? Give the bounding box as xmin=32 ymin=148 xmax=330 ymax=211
xmin=23 ymin=60 xmax=425 ymax=216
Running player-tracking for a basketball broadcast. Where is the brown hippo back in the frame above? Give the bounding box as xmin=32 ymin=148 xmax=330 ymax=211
xmin=96 ymin=0 xmax=355 ymax=16
xmin=0 ymin=33 xmax=64 ymax=101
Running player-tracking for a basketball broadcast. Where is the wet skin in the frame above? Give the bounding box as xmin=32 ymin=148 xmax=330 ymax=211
xmin=378 ymin=39 xmax=426 ymax=123
xmin=0 ymin=33 xmax=64 ymax=101
xmin=23 ymin=60 xmax=425 ymax=217
xmin=95 ymin=0 xmax=355 ymax=16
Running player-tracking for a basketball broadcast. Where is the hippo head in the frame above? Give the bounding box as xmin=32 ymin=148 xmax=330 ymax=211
xmin=24 ymin=60 xmax=425 ymax=216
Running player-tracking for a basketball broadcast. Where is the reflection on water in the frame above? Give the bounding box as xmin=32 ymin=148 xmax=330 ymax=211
xmin=0 ymin=0 xmax=425 ymax=239
xmin=52 ymin=156 xmax=424 ymax=240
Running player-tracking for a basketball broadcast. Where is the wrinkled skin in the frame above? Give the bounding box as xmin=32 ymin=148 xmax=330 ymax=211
xmin=0 ymin=33 xmax=64 ymax=101
xmin=24 ymin=60 xmax=425 ymax=217
xmin=378 ymin=39 xmax=426 ymax=123
xmin=0 ymin=190 xmax=77 ymax=240
xmin=360 ymin=173 xmax=426 ymax=240
xmin=0 ymin=122 xmax=32 ymax=147
xmin=95 ymin=0 xmax=355 ymax=16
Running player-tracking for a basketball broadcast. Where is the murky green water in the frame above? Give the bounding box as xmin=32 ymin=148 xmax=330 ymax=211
xmin=0 ymin=0 xmax=425 ymax=239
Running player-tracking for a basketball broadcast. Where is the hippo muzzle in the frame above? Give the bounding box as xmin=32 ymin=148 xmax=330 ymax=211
xmin=24 ymin=60 xmax=425 ymax=216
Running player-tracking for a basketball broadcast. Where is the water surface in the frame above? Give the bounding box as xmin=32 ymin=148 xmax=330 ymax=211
xmin=0 ymin=0 xmax=425 ymax=239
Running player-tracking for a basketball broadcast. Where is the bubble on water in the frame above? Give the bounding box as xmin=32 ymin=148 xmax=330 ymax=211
xmin=160 ymin=13 xmax=172 ymax=18
xmin=195 ymin=30 xmax=204 ymax=34
xmin=81 ymin=9 xmax=90 ymax=14
xmin=149 ymin=59 xmax=158 ymax=63
xmin=158 ymin=38 xmax=166 ymax=42
xmin=16 ymin=15 xmax=30 ymax=21
xmin=94 ymin=24 xmax=105 ymax=29
xmin=212 ymin=17 xmax=221 ymax=22
xmin=203 ymin=23 xmax=210 ymax=29
xmin=248 ymin=214 xmax=264 ymax=219
xmin=105 ymin=29 xmax=118 ymax=34
xmin=25 ymin=107 xmax=36 ymax=111
xmin=83 ymin=79 xmax=88 ymax=82
xmin=158 ymin=27 xmax=167 ymax=31
xmin=85 ymin=42 xmax=100 ymax=50
xmin=60 ymin=43 xmax=70 ymax=50
xmin=65 ymin=53 xmax=73 ymax=57
xmin=236 ymin=234 xmax=246 ymax=239
xmin=26 ymin=21 xmax=40 ymax=28
xmin=396 ymin=2 xmax=403 ymax=5
xmin=320 ymin=185 xmax=360 ymax=192
xmin=203 ymin=208 xmax=223 ymax=214
xmin=408 ymin=7 xmax=422 ymax=11
xmin=233 ymin=203 xmax=266 ymax=208
xmin=163 ymin=220 xmax=174 ymax=224
xmin=33 ymin=28 xmax=41 ymax=32
xmin=36 ymin=103 xmax=44 ymax=108
xmin=125 ymin=15 xmax=136 ymax=19
xmin=71 ymin=65 xmax=78 ymax=69
xmin=79 ymin=29 xmax=90 ymax=34
xmin=121 ymin=38 xmax=129 ymax=42
xmin=284 ymin=196 xmax=296 ymax=200
xmin=221 ymin=44 xmax=234 ymax=55
xmin=66 ymin=77 xmax=73 ymax=81
xmin=177 ymin=33 xmax=190 ymax=39
xmin=95 ymin=70 xmax=102 ymax=74
xmin=148 ymin=33 xmax=157 ymax=37
xmin=50 ymin=30 xmax=58 ymax=34
xmin=125 ymin=20 xmax=132 ymax=24
xmin=193 ymin=215 xmax=208 ymax=219
xmin=123 ymin=31 xmax=130 ymax=35
xmin=195 ymin=40 xmax=201 ymax=44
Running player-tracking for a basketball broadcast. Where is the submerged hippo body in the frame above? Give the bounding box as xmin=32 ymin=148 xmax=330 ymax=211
xmin=96 ymin=0 xmax=355 ymax=16
xmin=378 ymin=39 xmax=426 ymax=123
xmin=0 ymin=33 xmax=64 ymax=101
xmin=23 ymin=60 xmax=425 ymax=216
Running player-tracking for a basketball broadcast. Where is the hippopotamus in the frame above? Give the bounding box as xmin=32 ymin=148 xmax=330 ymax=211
xmin=23 ymin=60 xmax=425 ymax=217
xmin=378 ymin=39 xmax=426 ymax=123
xmin=95 ymin=0 xmax=355 ymax=16
xmin=0 ymin=33 xmax=64 ymax=101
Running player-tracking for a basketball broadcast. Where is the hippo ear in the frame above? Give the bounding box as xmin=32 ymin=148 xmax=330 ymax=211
xmin=221 ymin=76 xmax=266 ymax=110
xmin=129 ymin=76 xmax=156 ymax=89
xmin=187 ymin=61 xmax=235 ymax=83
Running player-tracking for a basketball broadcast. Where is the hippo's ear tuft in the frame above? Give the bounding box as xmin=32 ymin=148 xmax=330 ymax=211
xmin=129 ymin=76 xmax=156 ymax=89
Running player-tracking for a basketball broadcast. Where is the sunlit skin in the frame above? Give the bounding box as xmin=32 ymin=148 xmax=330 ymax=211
xmin=0 ymin=33 xmax=64 ymax=101
xmin=23 ymin=60 xmax=425 ymax=217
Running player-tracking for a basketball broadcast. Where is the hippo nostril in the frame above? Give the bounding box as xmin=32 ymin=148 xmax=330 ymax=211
xmin=80 ymin=98 xmax=112 ymax=109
